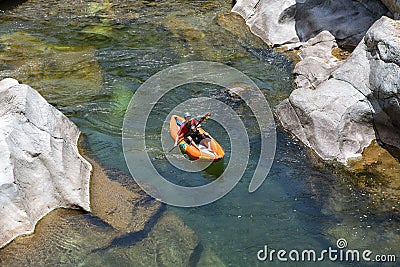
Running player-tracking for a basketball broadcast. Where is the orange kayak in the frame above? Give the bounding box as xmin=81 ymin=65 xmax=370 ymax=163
xmin=169 ymin=115 xmax=224 ymax=161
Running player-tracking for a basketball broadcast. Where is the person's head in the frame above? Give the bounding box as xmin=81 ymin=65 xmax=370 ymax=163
xmin=184 ymin=112 xmax=192 ymax=121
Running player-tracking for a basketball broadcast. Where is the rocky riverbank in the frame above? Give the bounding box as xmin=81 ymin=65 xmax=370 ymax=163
xmin=232 ymin=0 xmax=391 ymax=49
xmin=233 ymin=0 xmax=400 ymax=165
xmin=232 ymin=2 xmax=400 ymax=239
xmin=277 ymin=17 xmax=400 ymax=163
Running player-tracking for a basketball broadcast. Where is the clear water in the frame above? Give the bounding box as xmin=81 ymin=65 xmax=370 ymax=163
xmin=0 ymin=0 xmax=399 ymax=266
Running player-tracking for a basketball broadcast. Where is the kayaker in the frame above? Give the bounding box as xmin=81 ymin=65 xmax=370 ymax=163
xmin=174 ymin=112 xmax=213 ymax=153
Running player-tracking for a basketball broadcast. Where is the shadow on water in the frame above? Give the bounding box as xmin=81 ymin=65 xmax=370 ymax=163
xmin=0 ymin=0 xmax=27 ymax=11
xmin=91 ymin=204 xmax=167 ymax=253
xmin=80 ymin=134 xmax=171 ymax=254
xmin=204 ymin=159 xmax=225 ymax=179
xmin=189 ymin=242 xmax=204 ymax=267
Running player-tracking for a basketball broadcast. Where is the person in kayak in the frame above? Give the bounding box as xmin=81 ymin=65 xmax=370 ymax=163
xmin=174 ymin=112 xmax=213 ymax=153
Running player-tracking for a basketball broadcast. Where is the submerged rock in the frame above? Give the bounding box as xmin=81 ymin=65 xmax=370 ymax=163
xmin=0 ymin=209 xmax=118 ymax=266
xmin=197 ymin=245 xmax=226 ymax=267
xmin=0 ymin=78 xmax=92 ymax=248
xmin=0 ymin=141 xmax=202 ymax=266
xmin=0 ymin=210 xmax=200 ymax=266
xmin=349 ymin=141 xmax=400 ymax=205
xmin=87 ymin=155 xmax=162 ymax=233
xmin=0 ymin=32 xmax=104 ymax=111
xmin=83 ymin=212 xmax=200 ymax=267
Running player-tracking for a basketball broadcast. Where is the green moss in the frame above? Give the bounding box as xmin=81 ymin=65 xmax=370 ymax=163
xmin=331 ymin=47 xmax=351 ymax=61
xmin=349 ymin=141 xmax=400 ymax=190
xmin=87 ymin=1 xmax=113 ymax=15
xmin=197 ymin=246 xmax=226 ymax=267
xmin=109 ymin=83 xmax=135 ymax=118
xmin=82 ymin=25 xmax=113 ymax=37
xmin=0 ymin=31 xmax=104 ymax=106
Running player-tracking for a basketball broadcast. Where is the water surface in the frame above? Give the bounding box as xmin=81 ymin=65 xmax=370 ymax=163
xmin=0 ymin=0 xmax=399 ymax=266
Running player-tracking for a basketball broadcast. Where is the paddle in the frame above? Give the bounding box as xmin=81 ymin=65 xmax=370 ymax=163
xmin=156 ymin=112 xmax=211 ymax=160
xmin=197 ymin=112 xmax=211 ymax=125
xmin=168 ymin=145 xmax=178 ymax=153
xmin=168 ymin=136 xmax=183 ymax=153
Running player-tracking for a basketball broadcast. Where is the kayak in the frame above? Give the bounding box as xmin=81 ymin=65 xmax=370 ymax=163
xmin=169 ymin=115 xmax=224 ymax=161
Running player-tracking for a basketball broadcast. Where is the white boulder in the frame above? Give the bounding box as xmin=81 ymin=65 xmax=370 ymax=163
xmin=0 ymin=78 xmax=92 ymax=248
xmin=294 ymin=31 xmax=342 ymax=90
xmin=232 ymin=0 xmax=299 ymax=46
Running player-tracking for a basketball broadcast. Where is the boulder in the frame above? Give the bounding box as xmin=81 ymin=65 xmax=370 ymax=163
xmin=232 ymin=0 xmax=299 ymax=46
xmin=0 ymin=78 xmax=92 ymax=248
xmin=277 ymin=16 xmax=400 ymax=162
xmin=364 ymin=17 xmax=400 ymax=150
xmin=276 ymin=79 xmax=375 ymax=162
xmin=294 ymin=31 xmax=342 ymax=90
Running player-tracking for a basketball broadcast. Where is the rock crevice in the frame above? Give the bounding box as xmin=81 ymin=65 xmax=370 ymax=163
xmin=233 ymin=0 xmax=391 ymax=49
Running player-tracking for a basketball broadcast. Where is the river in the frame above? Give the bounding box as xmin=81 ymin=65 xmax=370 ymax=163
xmin=0 ymin=0 xmax=398 ymax=266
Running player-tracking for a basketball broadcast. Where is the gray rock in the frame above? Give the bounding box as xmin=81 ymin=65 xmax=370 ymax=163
xmin=277 ymin=16 xmax=400 ymax=162
xmin=290 ymin=31 xmax=368 ymax=161
xmin=277 ymin=79 xmax=375 ymax=162
xmin=331 ymin=41 xmax=372 ymax=96
xmin=294 ymin=31 xmax=342 ymax=90
xmin=232 ymin=0 xmax=300 ymax=46
xmin=233 ymin=1 xmax=400 ymax=162
xmin=364 ymin=17 xmax=400 ymax=149
xmin=295 ymin=0 xmax=389 ymax=48
xmin=0 ymin=78 xmax=92 ymax=248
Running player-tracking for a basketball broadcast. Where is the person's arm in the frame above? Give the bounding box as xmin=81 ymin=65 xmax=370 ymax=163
xmin=174 ymin=124 xmax=185 ymax=146
xmin=175 ymin=127 xmax=183 ymax=146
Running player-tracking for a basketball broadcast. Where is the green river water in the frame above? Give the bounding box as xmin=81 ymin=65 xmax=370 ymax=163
xmin=0 ymin=0 xmax=399 ymax=266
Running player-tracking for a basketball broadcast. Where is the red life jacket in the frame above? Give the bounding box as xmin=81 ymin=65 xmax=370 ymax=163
xmin=177 ymin=118 xmax=199 ymax=136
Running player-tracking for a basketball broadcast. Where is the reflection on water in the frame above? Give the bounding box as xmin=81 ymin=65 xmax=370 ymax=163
xmin=0 ymin=0 xmax=399 ymax=266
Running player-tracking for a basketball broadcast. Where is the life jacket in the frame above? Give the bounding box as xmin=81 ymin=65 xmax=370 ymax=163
xmin=178 ymin=119 xmax=199 ymax=136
